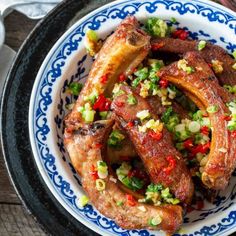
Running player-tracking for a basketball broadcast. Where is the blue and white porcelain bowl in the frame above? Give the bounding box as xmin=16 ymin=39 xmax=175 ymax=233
xmin=29 ymin=0 xmax=236 ymax=235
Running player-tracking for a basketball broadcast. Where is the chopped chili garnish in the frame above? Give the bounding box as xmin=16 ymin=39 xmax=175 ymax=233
xmin=127 ymin=121 xmax=134 ymax=128
xmin=163 ymin=155 xmax=176 ymax=175
xmin=223 ymin=115 xmax=231 ymax=121
xmin=172 ymin=29 xmax=188 ymax=40
xmin=183 ymin=139 xmax=194 ymax=150
xmin=208 ymin=63 xmax=213 ymax=68
xmin=159 ymin=79 xmax=169 ymax=88
xmin=126 ymin=194 xmax=136 ymax=206
xmin=191 ymin=142 xmax=211 ymax=156
xmin=200 ymin=126 xmax=209 ymax=135
xmin=151 ymin=42 xmax=165 ymax=51
xmin=95 ymin=143 xmax=103 ymax=149
xmin=90 ymin=165 xmax=98 ymax=180
xmin=100 ymin=74 xmax=108 ymax=84
xmin=118 ymin=73 xmax=126 ymax=82
xmin=231 ymin=130 xmax=236 ymax=138
xmin=93 ymin=94 xmax=111 ymax=111
xmin=116 ymin=101 xmax=125 ymax=107
xmin=148 ymin=130 xmax=163 ymax=141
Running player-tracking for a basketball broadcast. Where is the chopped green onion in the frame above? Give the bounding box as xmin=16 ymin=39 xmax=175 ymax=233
xmin=146 ymin=183 xmax=163 ymax=192
xmin=188 ymin=121 xmax=201 ymax=133
xmin=67 ymin=82 xmax=83 ymax=96
xmin=161 ymin=187 xmax=172 ymax=199
xmin=136 ymin=110 xmax=150 ymax=121
xmin=148 ymin=216 xmax=162 ymax=226
xmin=145 ymin=17 xmax=168 ymax=37
xmin=232 ymin=62 xmax=236 ymax=70
xmin=212 ymin=59 xmax=223 ymax=74
xmin=84 ymin=90 xmax=98 ymax=104
xmin=198 ymin=40 xmax=207 ymax=51
xmin=86 ymin=29 xmax=98 ymax=42
xmin=224 ymin=85 xmax=236 ymax=94
xmin=165 ymin=198 xmax=180 ymax=205
xmin=177 ymin=59 xmax=194 ymax=74
xmin=108 ymin=130 xmax=125 ymax=148
xmin=96 ymin=179 xmax=106 ymax=191
xmin=116 ymin=201 xmax=123 ymax=206
xmin=116 ymin=163 xmax=144 ymax=191
xmin=127 ymin=94 xmax=137 ymax=105
xmin=78 ymin=195 xmax=89 ymax=207
xmin=132 ymin=67 xmax=149 ymax=87
xmin=97 ymin=161 xmax=108 ymax=179
xmin=99 ymin=111 xmax=108 ymax=119
xmin=171 ymin=17 xmax=177 ymax=23
xmin=232 ymin=50 xmax=236 ymax=59
xmin=207 ymin=105 xmax=218 ymax=113
xmin=82 ymin=110 xmax=96 ymax=123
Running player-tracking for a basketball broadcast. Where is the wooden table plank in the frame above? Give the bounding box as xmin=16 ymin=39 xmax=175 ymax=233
xmin=0 ymin=204 xmax=46 ymax=236
xmin=0 ymin=10 xmax=46 ymax=236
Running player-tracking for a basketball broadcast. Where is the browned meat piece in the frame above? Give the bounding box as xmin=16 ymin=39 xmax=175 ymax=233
xmin=159 ymin=51 xmax=236 ymax=190
xmin=64 ymin=120 xmax=183 ymax=234
xmin=151 ymin=37 xmax=236 ymax=86
xmin=112 ymin=86 xmax=194 ymax=204
xmin=147 ymin=96 xmax=189 ymax=119
xmin=65 ymin=16 xmax=150 ymax=126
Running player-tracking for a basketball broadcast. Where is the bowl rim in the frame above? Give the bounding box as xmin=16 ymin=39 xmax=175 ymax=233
xmin=28 ymin=0 xmax=236 ymax=235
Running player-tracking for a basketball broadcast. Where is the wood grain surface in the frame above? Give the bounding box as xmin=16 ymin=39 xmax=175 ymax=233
xmin=1 ymin=10 xmax=46 ymax=236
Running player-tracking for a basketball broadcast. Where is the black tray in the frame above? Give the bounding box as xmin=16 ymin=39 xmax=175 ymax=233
xmin=0 ymin=1 xmax=112 ymax=235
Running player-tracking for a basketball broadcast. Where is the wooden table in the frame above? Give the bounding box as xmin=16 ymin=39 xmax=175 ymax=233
xmin=0 ymin=11 xmax=46 ymax=236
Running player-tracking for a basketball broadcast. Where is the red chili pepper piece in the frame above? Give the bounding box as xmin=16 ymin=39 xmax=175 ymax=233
xmin=200 ymin=126 xmax=209 ymax=135
xmin=191 ymin=142 xmax=211 ymax=156
xmin=126 ymin=194 xmax=136 ymax=206
xmin=159 ymin=79 xmax=169 ymax=88
xmin=100 ymin=74 xmax=108 ymax=84
xmin=183 ymin=139 xmax=194 ymax=150
xmin=208 ymin=63 xmax=213 ymax=68
xmin=118 ymin=73 xmax=126 ymax=82
xmin=172 ymin=29 xmax=188 ymax=40
xmin=93 ymin=94 xmax=111 ymax=111
xmin=148 ymin=130 xmax=163 ymax=141
xmin=231 ymin=130 xmax=236 ymax=138
xmin=223 ymin=115 xmax=231 ymax=121
xmin=116 ymin=101 xmax=125 ymax=107
xmin=163 ymin=155 xmax=176 ymax=175
xmin=126 ymin=121 xmax=134 ymax=128
xmin=151 ymin=42 xmax=165 ymax=50
xmin=95 ymin=143 xmax=103 ymax=149
xmin=90 ymin=165 xmax=98 ymax=180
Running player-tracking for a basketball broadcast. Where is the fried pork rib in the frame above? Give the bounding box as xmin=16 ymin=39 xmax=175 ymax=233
xmin=65 ymin=16 xmax=150 ymax=127
xmin=159 ymin=51 xmax=236 ymax=190
xmin=112 ymin=86 xmax=194 ymax=204
xmin=64 ymin=17 xmax=183 ymax=234
xmin=64 ymin=120 xmax=183 ymax=233
xmin=151 ymin=37 xmax=236 ymax=86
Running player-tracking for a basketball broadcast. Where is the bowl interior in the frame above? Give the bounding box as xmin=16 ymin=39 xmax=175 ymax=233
xmin=29 ymin=1 xmax=236 ymax=235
